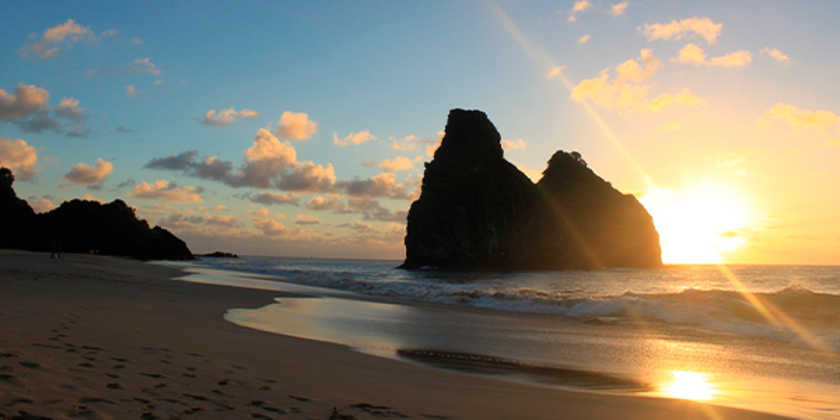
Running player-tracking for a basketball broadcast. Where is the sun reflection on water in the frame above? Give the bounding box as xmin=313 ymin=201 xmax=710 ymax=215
xmin=661 ymin=371 xmax=716 ymax=401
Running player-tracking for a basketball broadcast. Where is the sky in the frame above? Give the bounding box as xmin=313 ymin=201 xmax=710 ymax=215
xmin=1 ymin=1 xmax=839 ymax=265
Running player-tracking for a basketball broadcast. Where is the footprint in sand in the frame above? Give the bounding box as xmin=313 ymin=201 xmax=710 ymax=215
xmin=106 ymin=382 xmax=122 ymax=390
xmin=262 ymin=406 xmax=288 ymax=415
xmin=19 ymin=362 xmax=40 ymax=369
xmin=288 ymin=395 xmax=311 ymax=402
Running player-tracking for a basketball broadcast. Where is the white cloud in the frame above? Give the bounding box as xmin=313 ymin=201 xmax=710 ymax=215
xmin=0 ymin=138 xmax=41 ymax=180
xmin=391 ymin=132 xmax=444 ymax=157
xmin=28 ymin=197 xmax=57 ymax=213
xmin=611 ymin=2 xmax=628 ymax=16
xmin=571 ymin=50 xmax=705 ymax=113
xmin=130 ymin=38 xmax=144 ymax=46
xmin=333 ymin=130 xmax=376 ymax=147
xmin=146 ymin=128 xmax=336 ymax=192
xmin=760 ymin=103 xmax=840 ymax=145
xmin=307 ymin=194 xmax=350 ymax=213
xmin=762 ymin=47 xmax=791 ymax=63
xmin=616 ymin=49 xmax=661 ymax=81
xmin=276 ymin=111 xmax=317 ymax=141
xmin=131 ymin=180 xmax=203 ymax=203
xmin=501 ymin=139 xmax=527 ymax=151
xmin=709 ymin=50 xmax=751 ymax=67
xmin=0 ymin=84 xmax=50 ymax=120
xmin=125 ymin=58 xmax=161 ymax=75
xmin=379 ymin=156 xmax=414 ymax=172
xmin=64 ymin=158 xmax=113 ymax=185
xmin=339 ymin=172 xmax=410 ymax=199
xmin=202 ymin=107 xmax=260 ymax=127
xmin=567 ymin=15 xmax=578 ymax=23
xmin=126 ymin=85 xmax=138 ymax=97
xmin=546 ymin=65 xmax=566 ymax=80
xmin=673 ymin=43 xmax=751 ymax=67
xmin=22 ymin=19 xmax=101 ymax=59
xmin=55 ymin=97 xmax=85 ymax=122
xmin=639 ymin=16 xmax=723 ymax=44
xmin=572 ymin=0 xmax=592 ymax=13
xmin=578 ymin=34 xmax=591 ymax=44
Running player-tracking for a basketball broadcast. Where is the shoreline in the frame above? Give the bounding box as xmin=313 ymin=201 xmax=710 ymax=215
xmin=0 ymin=250 xmax=791 ymax=419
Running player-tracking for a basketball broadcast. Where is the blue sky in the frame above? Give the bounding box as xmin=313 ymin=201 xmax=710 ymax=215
xmin=2 ymin=1 xmax=839 ymax=263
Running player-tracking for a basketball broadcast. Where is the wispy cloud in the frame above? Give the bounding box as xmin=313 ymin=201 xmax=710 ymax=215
xmin=333 ymin=130 xmax=376 ymax=147
xmin=21 ymin=19 xmax=114 ymax=59
xmin=611 ymin=2 xmax=628 ymax=16
xmin=639 ymin=16 xmax=723 ymax=44
xmin=572 ymin=0 xmax=592 ymax=13
xmin=246 ymin=191 xmax=301 ymax=206
xmin=762 ymin=47 xmax=791 ymax=64
xmin=546 ymin=65 xmax=566 ymax=80
xmin=501 ymin=138 xmax=527 ymax=151
xmin=378 ymin=156 xmax=414 ymax=172
xmin=571 ymin=50 xmax=705 ymax=112
xmin=202 ymin=107 xmax=260 ymax=127
xmin=760 ymin=103 xmax=840 ymax=145
xmin=673 ymin=43 xmax=751 ymax=67
xmin=125 ymin=58 xmax=161 ymax=75
xmin=578 ymin=34 xmax=591 ymax=44
xmin=131 ymin=180 xmax=203 ymax=203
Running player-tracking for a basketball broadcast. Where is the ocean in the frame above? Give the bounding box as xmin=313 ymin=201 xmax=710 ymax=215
xmin=168 ymin=256 xmax=840 ymax=419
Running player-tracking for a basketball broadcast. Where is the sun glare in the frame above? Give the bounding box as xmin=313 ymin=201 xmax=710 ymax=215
xmin=661 ymin=371 xmax=716 ymax=401
xmin=640 ymin=183 xmax=753 ymax=264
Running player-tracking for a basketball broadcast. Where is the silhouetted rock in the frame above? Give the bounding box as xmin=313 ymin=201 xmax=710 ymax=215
xmin=201 ymin=251 xmax=239 ymax=258
xmin=0 ymin=167 xmax=194 ymax=260
xmin=401 ymin=110 xmax=661 ymax=270
xmin=0 ymin=168 xmax=38 ymax=250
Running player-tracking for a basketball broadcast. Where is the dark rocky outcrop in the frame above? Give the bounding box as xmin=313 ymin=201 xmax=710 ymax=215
xmin=401 ymin=109 xmax=661 ymax=270
xmin=0 ymin=167 xmax=194 ymax=260
xmin=200 ymin=251 xmax=239 ymax=258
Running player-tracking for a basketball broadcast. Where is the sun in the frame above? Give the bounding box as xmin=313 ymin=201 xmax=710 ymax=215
xmin=640 ymin=182 xmax=753 ymax=264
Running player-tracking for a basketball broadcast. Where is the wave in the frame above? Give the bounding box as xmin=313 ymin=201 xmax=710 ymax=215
xmin=195 ymin=258 xmax=840 ymax=350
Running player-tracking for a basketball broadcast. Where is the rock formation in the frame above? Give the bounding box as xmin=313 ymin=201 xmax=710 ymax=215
xmin=0 ymin=167 xmax=194 ymax=260
xmin=400 ymin=109 xmax=661 ymax=270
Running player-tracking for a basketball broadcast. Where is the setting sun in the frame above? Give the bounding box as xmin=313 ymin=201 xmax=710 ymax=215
xmin=641 ymin=182 xmax=753 ymax=264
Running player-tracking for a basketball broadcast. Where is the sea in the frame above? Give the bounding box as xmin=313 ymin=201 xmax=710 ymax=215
xmin=167 ymin=256 xmax=840 ymax=419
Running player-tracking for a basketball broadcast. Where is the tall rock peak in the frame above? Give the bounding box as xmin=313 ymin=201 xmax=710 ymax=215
xmin=434 ymin=109 xmax=503 ymax=162
xmin=401 ymin=110 xmax=662 ymax=270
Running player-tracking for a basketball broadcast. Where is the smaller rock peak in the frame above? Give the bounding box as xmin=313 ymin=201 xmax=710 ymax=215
xmin=435 ymin=109 xmax=503 ymax=161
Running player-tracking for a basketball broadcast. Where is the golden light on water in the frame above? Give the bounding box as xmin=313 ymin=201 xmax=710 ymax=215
xmin=640 ymin=183 xmax=753 ymax=264
xmin=661 ymin=371 xmax=716 ymax=401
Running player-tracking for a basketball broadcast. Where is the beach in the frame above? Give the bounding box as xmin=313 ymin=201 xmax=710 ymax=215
xmin=0 ymin=250 xmax=799 ymax=420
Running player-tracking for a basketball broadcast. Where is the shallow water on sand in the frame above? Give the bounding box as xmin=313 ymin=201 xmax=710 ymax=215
xmin=172 ymin=260 xmax=840 ymax=419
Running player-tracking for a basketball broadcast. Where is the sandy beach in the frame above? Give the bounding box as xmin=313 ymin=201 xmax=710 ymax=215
xmin=0 ymin=250 xmax=791 ymax=420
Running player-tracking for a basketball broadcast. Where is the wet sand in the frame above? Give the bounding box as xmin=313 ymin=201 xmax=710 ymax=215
xmin=0 ymin=250 xmax=789 ymax=419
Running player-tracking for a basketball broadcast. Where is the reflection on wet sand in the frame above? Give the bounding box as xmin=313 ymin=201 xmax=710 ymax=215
xmin=659 ymin=371 xmax=715 ymax=401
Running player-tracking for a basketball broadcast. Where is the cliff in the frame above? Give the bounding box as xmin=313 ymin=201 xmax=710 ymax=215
xmin=0 ymin=167 xmax=194 ymax=260
xmin=400 ymin=109 xmax=661 ymax=270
